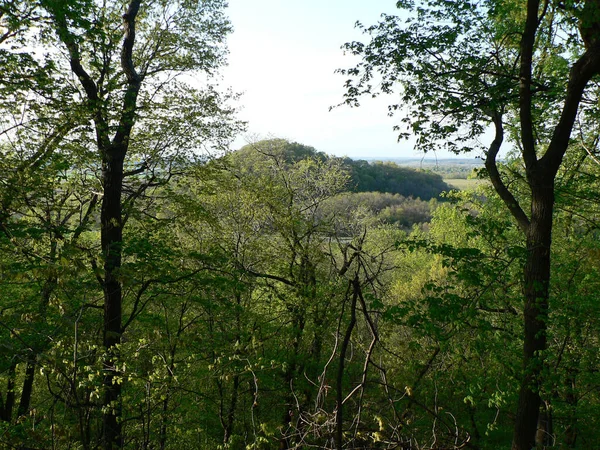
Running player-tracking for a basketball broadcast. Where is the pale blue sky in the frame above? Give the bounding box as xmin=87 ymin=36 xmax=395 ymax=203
xmin=221 ymin=0 xmax=428 ymax=159
xmin=222 ymin=1 xmax=491 ymax=160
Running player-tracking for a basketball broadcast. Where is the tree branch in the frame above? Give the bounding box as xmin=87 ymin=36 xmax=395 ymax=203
xmin=239 ymin=266 xmax=295 ymax=287
xmin=541 ymin=48 xmax=600 ymax=174
xmin=519 ymin=0 xmax=541 ymax=170
xmin=114 ymin=0 xmax=142 ymax=146
xmin=48 ymin=5 xmax=111 ymax=150
xmin=485 ymin=111 xmax=530 ymax=234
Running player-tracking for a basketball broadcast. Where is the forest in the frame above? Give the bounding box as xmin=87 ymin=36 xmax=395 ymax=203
xmin=1 ymin=1 xmax=599 ymax=449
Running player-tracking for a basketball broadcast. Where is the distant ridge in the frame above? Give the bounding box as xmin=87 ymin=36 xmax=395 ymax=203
xmin=352 ymin=156 xmax=484 ymax=167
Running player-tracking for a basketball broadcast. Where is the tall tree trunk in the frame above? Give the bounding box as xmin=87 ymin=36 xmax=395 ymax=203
xmin=279 ymin=311 xmax=305 ymax=449
xmin=335 ymin=278 xmax=359 ymax=450
xmin=535 ymin=400 xmax=554 ymax=447
xmin=222 ymin=292 xmax=242 ymax=445
xmin=512 ymin=185 xmax=553 ymax=450
xmin=18 ymin=269 xmax=57 ymax=419
xmin=222 ymin=374 xmax=240 ymax=444
xmin=101 ymin=147 xmax=125 ymax=450
xmin=0 ymin=361 xmax=16 ymax=422
xmin=17 ymin=357 xmax=36 ymax=419
xmin=564 ymin=368 xmax=578 ymax=448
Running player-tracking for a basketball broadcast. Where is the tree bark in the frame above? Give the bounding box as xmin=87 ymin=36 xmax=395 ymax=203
xmin=222 ymin=374 xmax=240 ymax=444
xmin=101 ymin=146 xmax=125 ymax=450
xmin=512 ymin=183 xmax=553 ymax=450
xmin=100 ymin=2 xmax=142 ymax=444
xmin=509 ymin=2 xmax=600 ymax=447
xmin=0 ymin=361 xmax=16 ymax=422
xmin=50 ymin=0 xmax=141 ymax=445
xmin=17 ymin=357 xmax=36 ymax=419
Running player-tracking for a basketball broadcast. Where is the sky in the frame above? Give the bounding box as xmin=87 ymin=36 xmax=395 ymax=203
xmin=221 ymin=0 xmax=450 ymax=159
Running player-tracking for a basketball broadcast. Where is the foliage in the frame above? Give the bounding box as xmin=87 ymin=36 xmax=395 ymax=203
xmin=1 ymin=2 xmax=600 ymax=449
xmin=322 ymin=191 xmax=437 ymax=231
xmin=339 ymin=0 xmax=600 ymax=448
xmin=343 ymin=159 xmax=450 ymax=199
xmin=234 ymin=139 xmax=451 ymax=199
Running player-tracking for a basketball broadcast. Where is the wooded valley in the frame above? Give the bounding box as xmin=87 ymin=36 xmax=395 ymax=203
xmin=1 ymin=1 xmax=600 ymax=449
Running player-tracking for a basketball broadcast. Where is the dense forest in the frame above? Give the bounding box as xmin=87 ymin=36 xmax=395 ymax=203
xmin=233 ymin=140 xmax=451 ymax=200
xmin=1 ymin=1 xmax=600 ymax=450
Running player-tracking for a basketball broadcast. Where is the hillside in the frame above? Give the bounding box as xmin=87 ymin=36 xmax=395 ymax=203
xmin=233 ymin=140 xmax=451 ymax=200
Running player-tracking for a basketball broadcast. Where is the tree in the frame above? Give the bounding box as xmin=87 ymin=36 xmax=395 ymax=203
xmin=340 ymin=1 xmax=600 ymax=448
xmin=1 ymin=0 xmax=239 ymax=448
xmin=222 ymin=140 xmax=351 ymax=446
xmin=233 ymin=139 xmax=451 ymax=199
xmin=344 ymin=159 xmax=450 ymax=199
xmin=169 ymin=140 xmax=407 ymax=449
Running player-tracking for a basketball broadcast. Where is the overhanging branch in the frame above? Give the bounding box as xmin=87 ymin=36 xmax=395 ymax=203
xmin=485 ymin=111 xmax=530 ymax=234
xmin=541 ymin=48 xmax=600 ymax=174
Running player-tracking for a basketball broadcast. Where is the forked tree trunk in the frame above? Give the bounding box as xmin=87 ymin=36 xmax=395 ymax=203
xmin=51 ymin=1 xmax=142 ymax=445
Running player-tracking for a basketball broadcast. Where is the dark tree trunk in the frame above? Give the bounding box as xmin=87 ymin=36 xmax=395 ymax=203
xmin=223 ymin=374 xmax=240 ymax=444
xmin=279 ymin=312 xmax=305 ymax=449
xmin=512 ymin=184 xmax=553 ymax=450
xmin=47 ymin=1 xmax=141 ymax=448
xmin=17 ymin=357 xmax=36 ymax=419
xmin=18 ymin=272 xmax=56 ymax=419
xmin=223 ymin=293 xmax=242 ymax=445
xmin=101 ymin=147 xmax=125 ymax=450
xmin=535 ymin=400 xmax=554 ymax=447
xmin=564 ymin=366 xmax=579 ymax=448
xmin=335 ymin=278 xmax=359 ymax=450
xmin=0 ymin=361 xmax=16 ymax=422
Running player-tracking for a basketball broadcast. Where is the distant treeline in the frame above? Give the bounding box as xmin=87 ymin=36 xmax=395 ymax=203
xmin=362 ymin=157 xmax=483 ymax=179
xmin=342 ymin=158 xmax=450 ymax=199
xmin=234 ymin=139 xmax=451 ymax=200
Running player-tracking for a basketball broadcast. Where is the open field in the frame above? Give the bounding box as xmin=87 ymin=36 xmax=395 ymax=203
xmin=443 ymin=178 xmax=486 ymax=190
